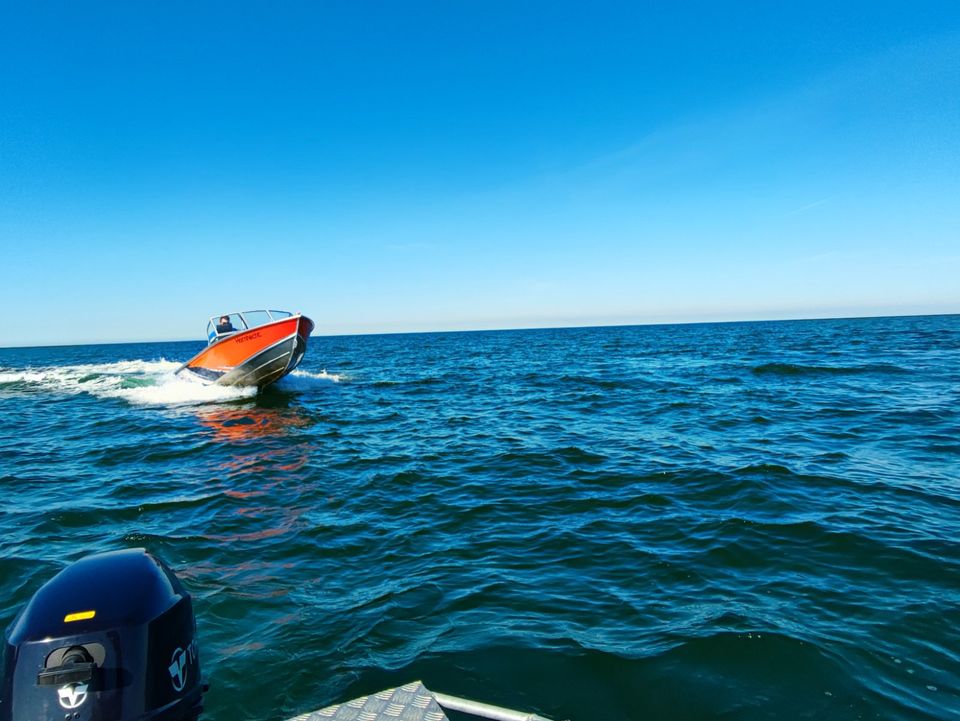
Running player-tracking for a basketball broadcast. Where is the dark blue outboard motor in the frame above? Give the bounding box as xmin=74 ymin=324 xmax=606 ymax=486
xmin=1 ymin=549 xmax=204 ymax=721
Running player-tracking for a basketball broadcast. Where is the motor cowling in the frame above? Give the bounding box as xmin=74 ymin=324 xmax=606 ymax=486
xmin=1 ymin=549 xmax=203 ymax=721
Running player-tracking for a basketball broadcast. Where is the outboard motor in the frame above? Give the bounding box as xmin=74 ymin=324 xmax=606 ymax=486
xmin=1 ymin=549 xmax=204 ymax=721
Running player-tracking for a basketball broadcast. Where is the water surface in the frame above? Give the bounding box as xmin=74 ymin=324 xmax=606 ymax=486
xmin=1 ymin=315 xmax=958 ymax=720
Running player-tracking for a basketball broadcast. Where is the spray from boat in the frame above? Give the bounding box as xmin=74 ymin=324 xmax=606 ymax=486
xmin=0 ymin=362 xmax=340 ymax=407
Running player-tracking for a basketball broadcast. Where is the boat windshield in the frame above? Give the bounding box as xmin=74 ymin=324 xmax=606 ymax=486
xmin=206 ymin=309 xmax=294 ymax=344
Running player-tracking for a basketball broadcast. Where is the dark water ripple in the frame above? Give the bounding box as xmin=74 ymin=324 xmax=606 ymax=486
xmin=1 ymin=315 xmax=959 ymax=720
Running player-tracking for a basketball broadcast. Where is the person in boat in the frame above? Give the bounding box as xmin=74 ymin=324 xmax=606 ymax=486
xmin=216 ymin=315 xmax=235 ymax=334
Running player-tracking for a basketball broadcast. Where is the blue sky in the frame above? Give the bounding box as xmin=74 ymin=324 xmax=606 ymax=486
xmin=1 ymin=2 xmax=958 ymax=345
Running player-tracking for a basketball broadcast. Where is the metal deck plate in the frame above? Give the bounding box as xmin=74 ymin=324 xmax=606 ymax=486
xmin=287 ymin=681 xmax=449 ymax=721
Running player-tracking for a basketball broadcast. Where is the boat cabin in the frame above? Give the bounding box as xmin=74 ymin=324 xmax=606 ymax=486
xmin=206 ymin=309 xmax=294 ymax=344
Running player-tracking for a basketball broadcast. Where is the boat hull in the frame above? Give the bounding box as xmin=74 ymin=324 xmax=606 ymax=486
xmin=176 ymin=315 xmax=314 ymax=388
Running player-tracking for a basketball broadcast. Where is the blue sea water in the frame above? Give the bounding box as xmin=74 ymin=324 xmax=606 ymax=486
xmin=1 ymin=315 xmax=958 ymax=721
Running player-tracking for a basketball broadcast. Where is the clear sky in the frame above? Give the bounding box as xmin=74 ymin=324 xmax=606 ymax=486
xmin=2 ymin=2 xmax=958 ymax=346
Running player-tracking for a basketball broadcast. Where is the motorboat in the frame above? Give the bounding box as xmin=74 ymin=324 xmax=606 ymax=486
xmin=175 ymin=310 xmax=314 ymax=388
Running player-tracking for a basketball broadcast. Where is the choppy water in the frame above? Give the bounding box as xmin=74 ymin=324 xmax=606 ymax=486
xmin=1 ymin=315 xmax=958 ymax=721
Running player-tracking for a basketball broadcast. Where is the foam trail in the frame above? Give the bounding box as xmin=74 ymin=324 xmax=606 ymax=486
xmin=106 ymin=374 xmax=258 ymax=406
xmin=0 ymin=359 xmax=257 ymax=406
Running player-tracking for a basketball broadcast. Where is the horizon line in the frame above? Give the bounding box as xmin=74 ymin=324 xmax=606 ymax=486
xmin=2 ymin=310 xmax=957 ymax=351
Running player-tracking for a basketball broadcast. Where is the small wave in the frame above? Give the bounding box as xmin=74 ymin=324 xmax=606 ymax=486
xmin=370 ymin=377 xmax=440 ymax=389
xmin=751 ymin=362 xmax=910 ymax=377
xmin=734 ymin=462 xmax=796 ymax=477
xmin=560 ymin=374 xmax=629 ymax=390
xmin=274 ymin=369 xmax=344 ymax=391
xmin=556 ymin=446 xmax=608 ymax=464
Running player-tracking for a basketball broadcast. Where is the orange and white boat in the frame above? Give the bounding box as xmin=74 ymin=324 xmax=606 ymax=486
xmin=175 ymin=310 xmax=315 ymax=388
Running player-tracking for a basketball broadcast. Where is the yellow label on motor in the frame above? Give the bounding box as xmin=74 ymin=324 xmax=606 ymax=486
xmin=64 ymin=610 xmax=96 ymax=622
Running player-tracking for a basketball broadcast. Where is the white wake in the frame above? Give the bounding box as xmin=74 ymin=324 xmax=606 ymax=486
xmin=0 ymin=360 xmax=345 ymax=406
xmin=0 ymin=359 xmax=257 ymax=406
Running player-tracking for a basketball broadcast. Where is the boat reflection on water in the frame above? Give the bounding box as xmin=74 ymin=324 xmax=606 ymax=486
xmin=197 ymin=402 xmax=314 ymax=519
xmin=197 ymin=404 xmax=313 ymax=447
xmin=178 ymin=402 xmax=319 ymax=626
xmin=196 ymin=405 xmax=313 ymax=489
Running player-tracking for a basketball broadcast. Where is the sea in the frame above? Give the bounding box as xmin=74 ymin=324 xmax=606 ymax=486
xmin=1 ymin=315 xmax=958 ymax=721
